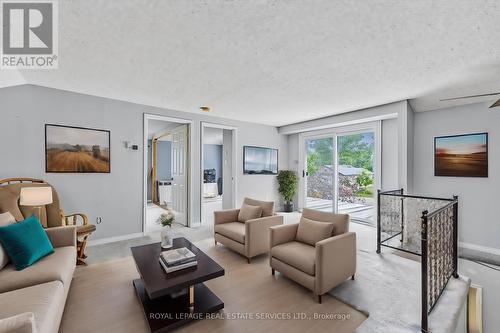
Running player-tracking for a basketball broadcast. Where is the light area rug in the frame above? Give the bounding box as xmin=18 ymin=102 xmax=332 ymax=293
xmin=330 ymin=250 xmax=470 ymax=333
xmin=61 ymin=238 xmax=366 ymax=333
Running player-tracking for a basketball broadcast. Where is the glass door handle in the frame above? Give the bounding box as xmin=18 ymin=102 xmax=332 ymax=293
xmin=302 ymin=170 xmax=308 ymax=177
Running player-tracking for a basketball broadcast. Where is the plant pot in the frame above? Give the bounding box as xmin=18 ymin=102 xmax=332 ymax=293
xmin=283 ymin=202 xmax=294 ymax=213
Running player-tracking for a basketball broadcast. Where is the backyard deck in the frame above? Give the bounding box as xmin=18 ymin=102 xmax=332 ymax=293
xmin=306 ymin=197 xmax=375 ymax=223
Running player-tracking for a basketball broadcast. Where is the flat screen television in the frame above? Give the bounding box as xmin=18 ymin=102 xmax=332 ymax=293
xmin=243 ymin=146 xmax=278 ymax=175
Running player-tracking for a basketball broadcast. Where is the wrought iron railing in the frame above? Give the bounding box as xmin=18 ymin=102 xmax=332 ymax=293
xmin=377 ymin=189 xmax=459 ymax=332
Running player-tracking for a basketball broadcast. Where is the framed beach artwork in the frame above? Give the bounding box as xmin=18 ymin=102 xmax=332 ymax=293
xmin=45 ymin=124 xmax=111 ymax=173
xmin=434 ymin=133 xmax=488 ymax=177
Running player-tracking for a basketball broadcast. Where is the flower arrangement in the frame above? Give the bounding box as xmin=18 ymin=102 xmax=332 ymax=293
xmin=157 ymin=209 xmax=175 ymax=228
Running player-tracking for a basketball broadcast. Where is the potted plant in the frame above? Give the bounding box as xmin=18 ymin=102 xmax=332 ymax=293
xmin=157 ymin=209 xmax=175 ymax=249
xmin=277 ymin=170 xmax=298 ymax=212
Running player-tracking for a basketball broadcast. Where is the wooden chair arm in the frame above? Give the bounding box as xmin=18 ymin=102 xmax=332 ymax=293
xmin=65 ymin=213 xmax=89 ymax=226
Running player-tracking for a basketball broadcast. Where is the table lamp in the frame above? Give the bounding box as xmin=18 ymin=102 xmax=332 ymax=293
xmin=19 ymin=187 xmax=53 ymax=222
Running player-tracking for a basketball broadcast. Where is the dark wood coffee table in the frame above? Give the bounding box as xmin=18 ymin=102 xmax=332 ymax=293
xmin=131 ymin=237 xmax=225 ymax=332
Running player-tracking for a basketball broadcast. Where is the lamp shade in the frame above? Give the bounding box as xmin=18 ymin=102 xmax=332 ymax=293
xmin=19 ymin=187 xmax=53 ymax=206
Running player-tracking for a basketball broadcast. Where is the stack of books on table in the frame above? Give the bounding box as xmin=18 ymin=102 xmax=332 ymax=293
xmin=159 ymin=247 xmax=197 ymax=273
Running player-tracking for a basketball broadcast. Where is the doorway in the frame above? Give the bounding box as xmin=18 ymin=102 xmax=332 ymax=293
xmin=299 ymin=122 xmax=380 ymax=225
xmin=200 ymin=123 xmax=237 ymax=225
xmin=143 ymin=114 xmax=192 ymax=233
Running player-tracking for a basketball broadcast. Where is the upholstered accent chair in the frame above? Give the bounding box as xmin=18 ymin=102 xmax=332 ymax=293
xmin=214 ymin=197 xmax=283 ymax=263
xmin=269 ymin=208 xmax=356 ymax=303
xmin=0 ymin=178 xmax=96 ymax=265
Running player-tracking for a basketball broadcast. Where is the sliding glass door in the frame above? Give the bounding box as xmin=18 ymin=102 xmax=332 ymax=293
xmin=337 ymin=132 xmax=375 ymax=224
xmin=304 ymin=137 xmax=334 ymax=211
xmin=300 ymin=124 xmax=379 ymax=225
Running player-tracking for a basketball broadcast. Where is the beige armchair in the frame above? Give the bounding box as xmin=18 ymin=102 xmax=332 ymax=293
xmin=269 ymin=208 xmax=356 ymax=303
xmin=214 ymin=197 xmax=284 ymax=263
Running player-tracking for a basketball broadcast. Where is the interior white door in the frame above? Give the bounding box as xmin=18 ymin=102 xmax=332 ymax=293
xmin=171 ymin=125 xmax=188 ymax=226
xmin=222 ymin=129 xmax=233 ymax=209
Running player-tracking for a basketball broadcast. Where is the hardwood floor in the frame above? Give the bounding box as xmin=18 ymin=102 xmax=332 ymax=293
xmin=61 ymin=238 xmax=367 ymax=333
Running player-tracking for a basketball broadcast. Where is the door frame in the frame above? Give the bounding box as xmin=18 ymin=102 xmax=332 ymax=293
xmin=200 ymin=122 xmax=238 ymax=223
xmin=143 ymin=113 xmax=193 ymax=233
xmin=298 ymin=121 xmax=381 ymax=222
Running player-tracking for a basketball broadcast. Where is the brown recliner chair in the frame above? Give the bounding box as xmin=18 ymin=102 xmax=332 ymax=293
xmin=269 ymin=208 xmax=356 ymax=303
xmin=0 ymin=178 xmax=96 ymax=265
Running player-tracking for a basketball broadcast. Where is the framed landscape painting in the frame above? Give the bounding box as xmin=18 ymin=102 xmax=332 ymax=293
xmin=434 ymin=133 xmax=488 ymax=177
xmin=45 ymin=124 xmax=111 ymax=173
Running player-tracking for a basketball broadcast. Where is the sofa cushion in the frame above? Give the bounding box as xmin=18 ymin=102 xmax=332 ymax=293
xmin=0 ymin=212 xmax=15 ymax=270
xmin=237 ymin=204 xmax=262 ymax=223
xmin=0 ymin=281 xmax=64 ymax=333
xmin=0 ymin=312 xmax=36 ymax=333
xmin=0 ymin=246 xmax=75 ymax=294
xmin=296 ymin=217 xmax=334 ymax=246
xmin=0 ymin=215 xmax=54 ymax=270
xmin=271 ymin=241 xmax=315 ymax=275
xmin=214 ymin=222 xmax=246 ymax=244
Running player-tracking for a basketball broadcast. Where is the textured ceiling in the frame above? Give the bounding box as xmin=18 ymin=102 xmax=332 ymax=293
xmin=6 ymin=1 xmax=500 ymax=126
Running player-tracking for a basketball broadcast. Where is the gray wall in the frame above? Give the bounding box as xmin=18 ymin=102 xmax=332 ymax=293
xmin=156 ymin=141 xmax=172 ymax=180
xmin=146 ymin=139 xmax=172 ymax=201
xmin=413 ymin=101 xmax=498 ymax=251
xmin=203 ymin=144 xmax=222 ymax=181
xmin=0 ymin=85 xmax=288 ymax=240
xmin=381 ymin=118 xmax=399 ymax=190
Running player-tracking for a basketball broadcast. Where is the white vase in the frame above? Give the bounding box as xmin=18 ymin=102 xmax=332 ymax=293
xmin=161 ymin=227 xmax=173 ymax=249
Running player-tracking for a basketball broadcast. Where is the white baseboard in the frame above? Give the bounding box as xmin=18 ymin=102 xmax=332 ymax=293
xmin=459 ymin=241 xmax=500 ymax=257
xmin=87 ymin=232 xmax=144 ymax=247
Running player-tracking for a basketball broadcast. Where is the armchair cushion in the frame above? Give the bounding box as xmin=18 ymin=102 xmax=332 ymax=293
xmin=271 ymin=241 xmax=315 ymax=275
xmin=302 ymin=208 xmax=349 ymax=236
xmin=214 ymin=222 xmax=245 ymax=244
xmin=296 ymin=217 xmax=334 ymax=246
xmin=237 ymin=204 xmax=262 ymax=223
xmin=242 ymin=197 xmax=274 ymax=217
xmin=0 ymin=182 xmax=63 ymax=228
xmin=0 ymin=212 xmax=15 ymax=270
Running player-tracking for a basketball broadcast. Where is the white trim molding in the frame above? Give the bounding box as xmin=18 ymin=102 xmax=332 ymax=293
xmin=459 ymin=241 xmax=500 ymax=257
xmin=143 ymin=113 xmax=194 ymax=232
xmin=87 ymin=232 xmax=144 ymax=247
xmin=200 ymin=122 xmax=238 ymax=218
